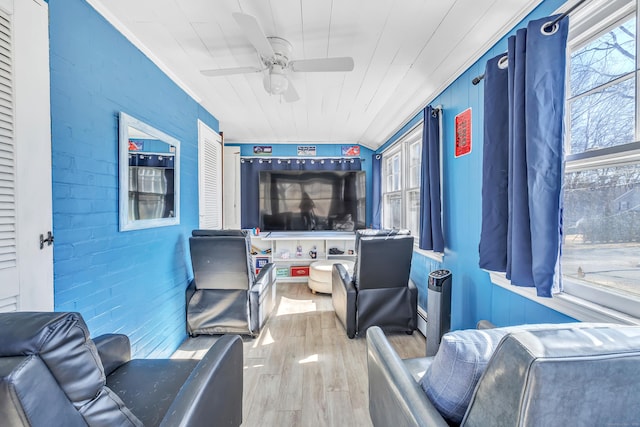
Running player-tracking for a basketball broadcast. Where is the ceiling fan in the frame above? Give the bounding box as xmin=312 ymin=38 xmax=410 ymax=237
xmin=200 ymin=12 xmax=355 ymax=102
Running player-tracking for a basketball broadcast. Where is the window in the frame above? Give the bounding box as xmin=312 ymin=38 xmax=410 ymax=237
xmin=386 ymin=152 xmax=401 ymax=192
xmin=563 ymin=0 xmax=640 ymax=317
xmin=382 ymin=124 xmax=422 ymax=237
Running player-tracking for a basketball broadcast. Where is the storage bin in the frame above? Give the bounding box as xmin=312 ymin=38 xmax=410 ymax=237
xmin=276 ymin=267 xmax=290 ymax=278
xmin=290 ymin=266 xmax=310 ymax=277
xmin=255 ymin=257 xmax=270 ymax=269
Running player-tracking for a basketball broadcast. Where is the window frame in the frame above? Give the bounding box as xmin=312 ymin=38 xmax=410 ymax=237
xmin=561 ymin=0 xmax=640 ymax=320
xmin=381 ymin=123 xmax=423 ymax=239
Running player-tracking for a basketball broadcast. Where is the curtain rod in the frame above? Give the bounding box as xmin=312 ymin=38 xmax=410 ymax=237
xmin=471 ymin=0 xmax=589 ymax=86
xmin=240 ymin=156 xmax=364 ymax=161
xmin=379 ymin=103 xmax=442 ymax=157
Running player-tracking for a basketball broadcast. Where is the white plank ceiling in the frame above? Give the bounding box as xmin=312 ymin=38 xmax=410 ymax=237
xmin=88 ymin=0 xmax=543 ymax=149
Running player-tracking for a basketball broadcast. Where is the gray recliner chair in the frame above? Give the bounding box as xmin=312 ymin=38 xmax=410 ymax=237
xmin=0 ymin=311 xmax=243 ymax=427
xmin=367 ymin=323 xmax=640 ymax=427
xmin=332 ymin=229 xmax=417 ymax=338
xmin=186 ymin=230 xmax=275 ymax=337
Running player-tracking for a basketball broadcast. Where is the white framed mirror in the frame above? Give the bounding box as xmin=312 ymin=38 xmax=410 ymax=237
xmin=119 ymin=112 xmax=180 ymax=231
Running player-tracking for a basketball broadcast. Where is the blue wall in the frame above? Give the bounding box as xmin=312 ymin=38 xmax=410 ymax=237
xmin=49 ymin=0 xmax=219 ymax=357
xmin=231 ymin=143 xmax=376 ymax=226
xmin=380 ymin=0 xmax=576 ymax=329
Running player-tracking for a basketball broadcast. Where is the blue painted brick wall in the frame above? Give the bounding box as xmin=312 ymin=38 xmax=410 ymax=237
xmin=49 ymin=0 xmax=219 ymax=357
xmin=378 ymin=0 xmax=575 ymax=330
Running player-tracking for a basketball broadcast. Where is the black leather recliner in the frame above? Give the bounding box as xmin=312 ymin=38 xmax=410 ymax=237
xmin=332 ymin=229 xmax=417 ymax=338
xmin=0 ymin=312 xmax=243 ymax=427
xmin=186 ymin=230 xmax=275 ymax=337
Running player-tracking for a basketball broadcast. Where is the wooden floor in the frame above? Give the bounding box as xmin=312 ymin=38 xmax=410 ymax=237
xmin=174 ymin=282 xmax=426 ymax=427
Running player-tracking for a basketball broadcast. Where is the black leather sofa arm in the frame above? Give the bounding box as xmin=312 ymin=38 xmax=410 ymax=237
xmin=252 ymin=263 xmax=274 ymax=293
xmin=408 ymin=279 xmax=418 ymax=330
xmin=249 ymin=263 xmax=275 ymax=335
xmin=367 ymin=326 xmax=448 ymax=427
xmin=332 ymin=263 xmax=357 ymax=338
xmin=93 ymin=333 xmax=131 ymax=376
xmin=159 ymin=334 xmax=244 ymax=427
xmin=186 ymin=280 xmax=196 ymax=305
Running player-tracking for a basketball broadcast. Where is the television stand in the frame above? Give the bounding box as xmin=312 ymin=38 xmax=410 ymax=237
xmin=250 ymin=231 xmax=356 ymax=282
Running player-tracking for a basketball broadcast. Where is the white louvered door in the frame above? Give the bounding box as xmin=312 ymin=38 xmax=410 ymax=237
xmin=198 ymin=120 xmax=222 ymax=230
xmin=0 ymin=6 xmax=18 ymax=309
xmin=0 ymin=0 xmax=53 ymax=312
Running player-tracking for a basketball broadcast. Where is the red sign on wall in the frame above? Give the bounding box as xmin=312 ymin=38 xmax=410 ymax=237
xmin=454 ymin=108 xmax=472 ymax=158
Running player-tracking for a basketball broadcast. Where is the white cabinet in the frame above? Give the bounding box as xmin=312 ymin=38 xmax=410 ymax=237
xmin=250 ymin=232 xmax=356 ymax=282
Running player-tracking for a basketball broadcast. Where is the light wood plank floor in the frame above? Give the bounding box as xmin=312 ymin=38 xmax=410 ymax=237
xmin=174 ymin=282 xmax=426 ymax=427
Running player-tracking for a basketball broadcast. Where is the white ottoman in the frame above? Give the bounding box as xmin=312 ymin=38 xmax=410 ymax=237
xmin=308 ymin=259 xmax=355 ymax=294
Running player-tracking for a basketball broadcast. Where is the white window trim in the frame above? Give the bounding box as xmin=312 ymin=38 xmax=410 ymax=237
xmin=382 ymin=124 xmax=420 ymax=231
xmin=415 ymin=247 xmax=444 ymax=263
xmin=489 ymin=271 xmax=640 ymax=325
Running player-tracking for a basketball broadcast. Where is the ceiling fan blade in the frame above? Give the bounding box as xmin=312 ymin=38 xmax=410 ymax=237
xmin=283 ymin=78 xmax=300 ymax=103
xmin=232 ymin=12 xmax=275 ymax=59
xmin=290 ymin=57 xmax=354 ymax=73
xmin=201 ymin=66 xmax=262 ymax=77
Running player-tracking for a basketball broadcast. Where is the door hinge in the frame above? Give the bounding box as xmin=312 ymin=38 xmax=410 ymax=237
xmin=40 ymin=231 xmax=54 ymax=249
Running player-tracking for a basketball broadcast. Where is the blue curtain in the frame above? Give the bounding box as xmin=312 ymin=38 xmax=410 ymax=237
xmin=419 ymin=106 xmax=444 ymax=252
xmin=479 ymin=15 xmax=568 ymax=297
xmin=240 ymin=157 xmax=362 ymax=228
xmin=479 ymin=54 xmax=509 ymax=272
xmin=333 ymin=158 xmax=361 ymax=171
xmin=240 ymin=158 xmax=273 ymax=229
xmin=507 ymin=28 xmax=534 ymax=289
xmin=301 ymin=158 xmax=323 ymax=171
xmin=371 ymin=154 xmax=382 ymax=229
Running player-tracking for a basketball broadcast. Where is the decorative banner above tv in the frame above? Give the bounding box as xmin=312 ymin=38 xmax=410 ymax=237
xmin=129 ymin=140 xmax=144 ymax=151
xmin=455 ymin=108 xmax=472 ymax=157
xmin=253 ymin=145 xmax=272 ymax=155
xmin=297 ymin=145 xmax=316 ymax=156
xmin=342 ymin=145 xmax=360 ymax=156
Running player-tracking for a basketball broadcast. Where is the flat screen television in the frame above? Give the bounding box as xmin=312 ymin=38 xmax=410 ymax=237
xmin=259 ymin=170 xmax=366 ymax=231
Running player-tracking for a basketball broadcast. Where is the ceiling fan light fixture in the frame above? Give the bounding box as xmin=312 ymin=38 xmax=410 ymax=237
xmin=200 ymin=13 xmax=353 ymax=102
xmin=263 ymin=64 xmax=288 ymax=95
